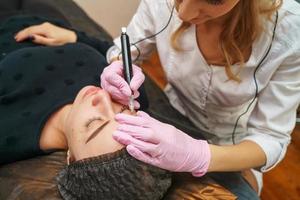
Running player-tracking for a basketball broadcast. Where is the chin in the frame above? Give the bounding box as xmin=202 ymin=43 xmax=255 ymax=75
xmin=185 ymin=17 xmax=210 ymax=25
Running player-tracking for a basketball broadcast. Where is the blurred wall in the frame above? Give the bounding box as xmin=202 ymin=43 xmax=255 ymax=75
xmin=73 ymin=0 xmax=140 ymax=38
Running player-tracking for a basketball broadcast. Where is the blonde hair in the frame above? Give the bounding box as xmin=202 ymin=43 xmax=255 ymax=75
xmin=171 ymin=0 xmax=282 ymax=82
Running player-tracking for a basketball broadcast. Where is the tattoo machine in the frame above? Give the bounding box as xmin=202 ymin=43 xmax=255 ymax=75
xmin=120 ymin=27 xmax=134 ymax=112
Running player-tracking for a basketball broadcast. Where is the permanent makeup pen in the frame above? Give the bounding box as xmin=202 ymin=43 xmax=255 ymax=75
xmin=120 ymin=27 xmax=134 ymax=112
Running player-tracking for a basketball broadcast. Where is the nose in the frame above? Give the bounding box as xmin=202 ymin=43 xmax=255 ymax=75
xmin=91 ymin=89 xmax=111 ymax=107
xmin=91 ymin=90 xmax=115 ymax=117
xmin=177 ymin=0 xmax=200 ymax=22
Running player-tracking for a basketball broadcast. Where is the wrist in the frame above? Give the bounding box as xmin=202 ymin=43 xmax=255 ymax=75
xmin=190 ymin=139 xmax=211 ymax=177
xmin=68 ymin=30 xmax=77 ymax=43
xmin=207 ymin=141 xmax=267 ymax=172
xmin=206 ymin=144 xmax=223 ymax=172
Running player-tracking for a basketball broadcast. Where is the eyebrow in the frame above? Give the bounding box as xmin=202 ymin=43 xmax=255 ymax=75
xmin=85 ymin=120 xmax=110 ymax=144
xmin=85 ymin=107 xmax=128 ymax=144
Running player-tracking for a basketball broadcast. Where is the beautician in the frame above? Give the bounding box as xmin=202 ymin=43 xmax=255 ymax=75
xmin=101 ymin=0 xmax=300 ymax=198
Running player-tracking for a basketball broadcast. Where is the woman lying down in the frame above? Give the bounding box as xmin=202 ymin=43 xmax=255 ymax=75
xmin=56 ymin=86 xmax=171 ymax=199
xmin=0 ymin=16 xmax=170 ymax=199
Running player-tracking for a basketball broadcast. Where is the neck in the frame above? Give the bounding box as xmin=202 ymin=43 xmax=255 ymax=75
xmin=57 ymin=104 xmax=72 ymax=137
xmin=39 ymin=104 xmax=71 ymax=151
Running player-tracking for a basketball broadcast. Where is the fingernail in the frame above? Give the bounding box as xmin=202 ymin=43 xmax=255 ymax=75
xmin=112 ymin=133 xmax=118 ymax=139
xmin=134 ymin=101 xmax=140 ymax=109
xmin=126 ymin=145 xmax=137 ymax=156
xmin=115 ymin=113 xmax=123 ymax=120
xmin=112 ymin=132 xmax=120 ymax=139
xmin=27 ymin=35 xmax=35 ymax=41
xmin=117 ymin=125 xmax=125 ymax=131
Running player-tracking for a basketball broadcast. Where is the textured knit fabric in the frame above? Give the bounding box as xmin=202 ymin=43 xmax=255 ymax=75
xmin=57 ymin=148 xmax=172 ymax=200
xmin=0 ymin=15 xmax=148 ymax=165
xmin=0 ymin=16 xmax=105 ymax=164
xmin=0 ymin=42 xmax=105 ymax=164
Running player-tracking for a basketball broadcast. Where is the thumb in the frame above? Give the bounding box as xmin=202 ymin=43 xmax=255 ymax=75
xmin=136 ymin=111 xmax=151 ymax=118
xmin=105 ymin=73 xmax=132 ymax=96
xmin=126 ymin=145 xmax=155 ymax=165
xmin=31 ymin=34 xmax=56 ymax=46
xmin=129 ymin=66 xmax=145 ymax=91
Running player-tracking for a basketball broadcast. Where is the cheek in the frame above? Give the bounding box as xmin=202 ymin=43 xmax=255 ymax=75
xmin=65 ymin=118 xmax=81 ymax=137
xmin=204 ymin=1 xmax=240 ymax=18
xmin=214 ymin=1 xmax=240 ymax=16
xmin=65 ymin=109 xmax=87 ymax=135
xmin=209 ymin=9 xmax=228 ymax=18
xmin=177 ymin=1 xmax=200 ymax=20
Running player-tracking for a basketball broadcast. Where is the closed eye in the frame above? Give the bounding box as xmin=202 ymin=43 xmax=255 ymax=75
xmin=206 ymin=0 xmax=224 ymax=5
xmin=85 ymin=120 xmax=110 ymax=144
xmin=85 ymin=117 xmax=103 ymax=128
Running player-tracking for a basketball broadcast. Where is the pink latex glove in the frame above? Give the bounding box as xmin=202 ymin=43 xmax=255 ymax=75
xmin=113 ymin=111 xmax=211 ymax=177
xmin=100 ymin=60 xmax=145 ymax=109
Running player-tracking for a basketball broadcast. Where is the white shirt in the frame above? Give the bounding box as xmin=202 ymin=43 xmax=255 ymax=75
xmin=107 ymin=0 xmax=300 ymax=172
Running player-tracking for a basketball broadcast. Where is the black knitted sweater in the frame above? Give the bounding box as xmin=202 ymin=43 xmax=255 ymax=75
xmin=0 ymin=15 xmax=111 ymax=164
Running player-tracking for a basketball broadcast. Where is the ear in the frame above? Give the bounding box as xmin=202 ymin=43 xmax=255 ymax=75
xmin=67 ymin=150 xmax=75 ymax=165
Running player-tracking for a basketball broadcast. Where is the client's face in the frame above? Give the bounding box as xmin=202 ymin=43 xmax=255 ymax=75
xmin=56 ymin=86 xmax=172 ymax=200
xmin=64 ymin=85 xmax=131 ymax=162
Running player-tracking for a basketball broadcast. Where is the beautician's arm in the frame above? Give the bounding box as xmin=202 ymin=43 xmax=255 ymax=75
xmin=113 ymin=112 xmax=266 ymax=175
xmin=210 ymin=53 xmax=300 ymax=172
xmin=208 ymin=141 xmax=266 ymax=172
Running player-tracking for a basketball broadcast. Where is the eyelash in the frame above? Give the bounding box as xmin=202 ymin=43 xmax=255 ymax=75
xmin=85 ymin=107 xmax=127 ymax=128
xmin=85 ymin=117 xmax=102 ymax=128
xmin=206 ymin=0 xmax=224 ymax=5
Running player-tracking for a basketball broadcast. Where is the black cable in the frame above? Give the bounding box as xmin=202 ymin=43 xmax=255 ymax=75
xmin=117 ymin=2 xmax=278 ymax=145
xmin=126 ymin=4 xmax=175 ymax=62
xmin=231 ymin=11 xmax=279 ymax=144
xmin=132 ymin=5 xmax=175 ymax=46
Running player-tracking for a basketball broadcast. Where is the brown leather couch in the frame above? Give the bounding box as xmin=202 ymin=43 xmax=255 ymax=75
xmin=0 ymin=151 xmax=236 ymax=200
xmin=0 ymin=1 xmax=236 ymax=199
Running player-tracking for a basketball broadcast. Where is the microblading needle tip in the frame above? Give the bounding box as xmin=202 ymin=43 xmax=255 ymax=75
xmin=129 ymin=95 xmax=134 ymax=112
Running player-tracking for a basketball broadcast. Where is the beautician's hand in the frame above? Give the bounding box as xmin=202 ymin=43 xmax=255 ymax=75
xmin=113 ymin=111 xmax=211 ymax=176
xmin=100 ymin=60 xmax=145 ymax=109
xmin=14 ymin=22 xmax=77 ymax=46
